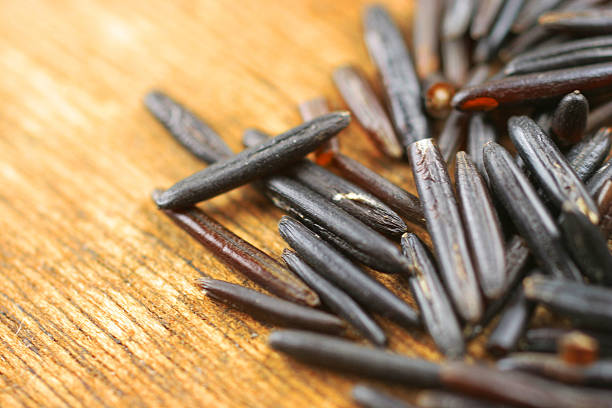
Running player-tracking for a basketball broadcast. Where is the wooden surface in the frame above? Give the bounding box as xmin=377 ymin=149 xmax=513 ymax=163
xmin=0 ymin=0 xmax=461 ymax=406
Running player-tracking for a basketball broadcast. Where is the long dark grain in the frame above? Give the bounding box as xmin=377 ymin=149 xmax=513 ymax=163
xmin=474 ymin=0 xmax=525 ymax=63
xmin=505 ymin=46 xmax=612 ymax=76
xmin=437 ymin=66 xmax=491 ymax=162
xmin=512 ymin=0 xmax=564 ymax=33
xmin=499 ymin=0 xmax=604 ymax=60
xmin=265 ymin=178 xmax=412 ymax=275
xmin=197 ymin=278 xmax=343 ymax=333
xmin=437 ymin=110 xmax=468 ymax=163
xmin=452 ymin=62 xmax=612 ymax=111
xmin=499 ymin=25 xmax=557 ymax=62
xmin=456 ymin=151 xmax=505 ymax=300
xmin=440 ymin=362 xmax=612 ymax=408
xmin=241 ymin=129 xmax=400 ymax=270
xmin=363 ymin=5 xmax=429 ymax=148
xmin=278 ymin=216 xmax=419 ymax=327
xmin=567 ymin=127 xmax=611 ymax=181
xmin=409 ymin=139 xmax=483 ymax=322
xmin=551 ymin=91 xmax=589 ymax=144
xmin=286 ymin=161 xmax=407 ymax=237
xmin=242 ymin=128 xmax=407 ymax=238
xmin=152 ymin=190 xmax=319 ymax=306
xmin=264 ymin=180 xmax=400 ymax=272
xmin=329 ymin=153 xmax=425 ymax=226
xmin=520 ymin=328 xmax=612 ymax=356
xmin=464 ymin=235 xmax=531 ymax=340
xmin=466 ymin=113 xmax=497 ymax=180
xmin=144 ymin=90 xmax=234 ymax=164
xmin=268 ymin=330 xmax=441 ymax=386
xmin=539 ymin=9 xmax=612 ymax=34
xmin=146 ymin=93 xmax=230 ymax=167
xmin=559 ymin=202 xmax=612 ymax=286
xmin=521 ymin=329 xmax=569 ymax=354
xmin=294 ymin=217 xmax=384 ymax=269
xmin=332 ymin=65 xmax=403 ymax=158
xmin=298 ymin=97 xmax=339 ymax=166
xmin=413 ymin=0 xmax=442 ymax=79
xmin=442 ymin=37 xmax=470 ymax=86
xmin=282 ymin=249 xmax=387 ymax=347
xmin=523 ymin=275 xmax=612 ymax=331
xmin=470 ymin=0 xmax=504 ymax=40
xmin=506 ymin=34 xmax=612 ymax=72
xmin=442 ymin=0 xmax=475 ymax=40
xmin=498 ymin=236 xmax=532 ymax=295
xmin=270 ymin=331 xmax=612 ymax=408
xmin=498 ymin=353 xmax=612 ymax=387
xmin=586 ymin=156 xmax=612 ymax=196
xmin=417 ymin=390 xmax=514 ymax=408
xmin=352 ymin=385 xmax=416 ymax=408
xmin=487 ymin=286 xmax=535 ymax=357
xmin=509 ymin=115 xmax=599 ymax=224
xmin=154 ymin=112 xmax=350 ymax=209
xmin=483 ymin=142 xmax=582 ymax=280
xmin=401 ymin=233 xmax=464 ymax=358
xmin=146 ymin=95 xmax=328 ymax=306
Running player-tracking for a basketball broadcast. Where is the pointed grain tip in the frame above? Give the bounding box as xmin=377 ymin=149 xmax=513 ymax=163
xmin=144 ymin=89 xmax=161 ymax=100
xmin=152 ymin=189 xmax=173 ymax=208
xmin=482 ymin=140 xmax=496 ymax=153
xmin=151 ymin=188 xmax=165 ymax=204
xmin=277 ymin=215 xmax=293 ymax=230
xmin=267 ymin=330 xmax=286 ymax=349
xmin=335 ymin=110 xmax=351 ymax=123
xmin=508 ymin=115 xmax=520 ymax=125
xmin=144 ymin=90 xmax=164 ymax=109
xmin=363 ymin=4 xmax=382 ymax=18
xmin=196 ymin=277 xmax=214 ymax=290
xmin=350 ymin=385 xmax=365 ymax=397
xmin=450 ymin=90 xmax=463 ymax=108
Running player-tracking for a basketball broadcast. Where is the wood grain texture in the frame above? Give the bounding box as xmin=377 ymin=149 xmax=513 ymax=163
xmin=0 ymin=0 xmax=451 ymax=406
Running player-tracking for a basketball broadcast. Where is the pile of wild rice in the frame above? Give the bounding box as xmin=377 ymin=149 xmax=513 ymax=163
xmin=145 ymin=1 xmax=612 ymax=407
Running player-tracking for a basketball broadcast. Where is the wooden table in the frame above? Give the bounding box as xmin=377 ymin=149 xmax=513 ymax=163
xmin=0 ymin=0 xmax=462 ymax=406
